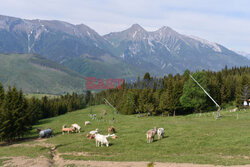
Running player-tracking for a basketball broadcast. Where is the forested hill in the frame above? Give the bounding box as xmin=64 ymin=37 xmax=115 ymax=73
xmin=0 ymin=54 xmax=85 ymax=94
xmin=94 ymin=66 xmax=250 ymax=115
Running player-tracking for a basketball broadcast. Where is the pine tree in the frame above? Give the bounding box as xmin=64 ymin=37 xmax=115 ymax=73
xmin=159 ymin=90 xmax=169 ymax=116
xmin=236 ymin=75 xmax=250 ymax=107
xmin=0 ymin=82 xmax=4 ymax=106
xmin=143 ymin=72 xmax=151 ymax=81
xmin=152 ymin=89 xmax=161 ymax=113
xmin=27 ymin=97 xmax=42 ymax=124
xmin=85 ymin=90 xmax=92 ymax=105
xmin=171 ymin=78 xmax=183 ymax=115
xmin=0 ymin=87 xmax=30 ymax=141
xmin=41 ymin=96 xmax=49 ymax=118
xmin=15 ymin=89 xmax=30 ymax=138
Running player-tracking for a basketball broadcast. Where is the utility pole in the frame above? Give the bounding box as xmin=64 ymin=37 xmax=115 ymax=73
xmin=190 ymin=75 xmax=221 ymax=118
xmin=104 ymin=98 xmax=117 ymax=120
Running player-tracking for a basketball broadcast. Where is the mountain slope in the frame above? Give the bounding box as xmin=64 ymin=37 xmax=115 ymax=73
xmin=0 ymin=54 xmax=85 ymax=94
xmin=0 ymin=15 xmax=249 ymax=78
xmin=0 ymin=15 xmax=113 ymax=62
xmin=104 ymin=24 xmax=250 ymax=75
xmin=62 ymin=54 xmax=145 ymax=79
xmin=237 ymin=51 xmax=250 ymax=60
xmin=0 ymin=15 xmax=143 ymax=78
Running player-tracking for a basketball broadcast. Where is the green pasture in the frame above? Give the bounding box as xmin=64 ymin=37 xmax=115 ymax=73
xmin=1 ymin=105 xmax=250 ymax=166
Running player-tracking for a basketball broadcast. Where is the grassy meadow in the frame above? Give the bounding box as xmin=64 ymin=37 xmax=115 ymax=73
xmin=25 ymin=93 xmax=59 ymax=99
xmin=1 ymin=105 xmax=250 ymax=166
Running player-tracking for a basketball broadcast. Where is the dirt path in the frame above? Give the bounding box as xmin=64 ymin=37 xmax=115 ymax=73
xmin=2 ymin=138 xmax=250 ymax=167
xmin=52 ymin=159 xmax=250 ymax=167
xmin=9 ymin=138 xmax=55 ymax=148
xmin=2 ymin=156 xmax=51 ymax=167
xmin=3 ymin=156 xmax=250 ymax=167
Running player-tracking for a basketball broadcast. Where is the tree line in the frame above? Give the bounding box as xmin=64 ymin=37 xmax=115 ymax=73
xmin=0 ymin=85 xmax=87 ymax=142
xmin=93 ymin=66 xmax=250 ymax=116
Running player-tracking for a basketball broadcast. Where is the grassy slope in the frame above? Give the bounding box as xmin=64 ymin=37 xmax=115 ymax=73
xmin=0 ymin=54 xmax=85 ymax=94
xmin=1 ymin=105 xmax=250 ymax=165
xmin=62 ymin=54 xmax=145 ymax=79
xmin=25 ymin=93 xmax=59 ymax=99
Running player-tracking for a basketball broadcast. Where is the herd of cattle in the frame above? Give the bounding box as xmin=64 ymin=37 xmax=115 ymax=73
xmin=38 ymin=121 xmax=165 ymax=147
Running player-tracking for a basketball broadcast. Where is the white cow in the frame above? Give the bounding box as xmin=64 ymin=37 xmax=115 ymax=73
xmin=95 ymin=134 xmax=109 ymax=147
xmin=71 ymin=123 xmax=81 ymax=133
xmin=85 ymin=121 xmax=90 ymax=126
xmin=157 ymin=128 xmax=164 ymax=139
xmin=89 ymin=129 xmax=99 ymax=135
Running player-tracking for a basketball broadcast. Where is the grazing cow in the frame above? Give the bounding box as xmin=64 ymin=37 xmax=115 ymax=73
xmin=86 ymin=133 xmax=96 ymax=140
xmin=62 ymin=125 xmax=74 ymax=135
xmin=86 ymin=129 xmax=99 ymax=140
xmin=71 ymin=123 xmax=81 ymax=133
xmin=90 ymin=114 xmax=96 ymax=119
xmin=85 ymin=121 xmax=90 ymax=126
xmin=89 ymin=129 xmax=99 ymax=135
xmin=105 ymin=134 xmax=117 ymax=139
xmin=108 ymin=126 xmax=116 ymax=133
xmin=95 ymin=134 xmax=109 ymax=147
xmin=157 ymin=128 xmax=164 ymax=139
xmin=146 ymin=127 xmax=157 ymax=143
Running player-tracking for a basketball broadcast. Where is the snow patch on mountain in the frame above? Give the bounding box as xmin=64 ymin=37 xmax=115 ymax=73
xmin=148 ymin=39 xmax=154 ymax=47
xmin=87 ymin=31 xmax=90 ymax=36
xmin=189 ymin=35 xmax=222 ymax=52
xmin=132 ymin=31 xmax=137 ymax=38
xmin=161 ymin=63 xmax=166 ymax=69
xmin=236 ymin=51 xmax=250 ymax=60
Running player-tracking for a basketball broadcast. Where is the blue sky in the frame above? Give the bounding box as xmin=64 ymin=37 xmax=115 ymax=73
xmin=0 ymin=0 xmax=250 ymax=52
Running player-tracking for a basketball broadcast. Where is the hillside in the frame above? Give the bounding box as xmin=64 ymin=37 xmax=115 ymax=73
xmin=0 ymin=54 xmax=85 ymax=94
xmin=62 ymin=54 xmax=145 ymax=79
xmin=1 ymin=105 xmax=250 ymax=166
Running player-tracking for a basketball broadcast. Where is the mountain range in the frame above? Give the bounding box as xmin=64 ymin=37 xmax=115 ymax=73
xmin=0 ymin=15 xmax=249 ymax=93
xmin=236 ymin=51 xmax=250 ymax=60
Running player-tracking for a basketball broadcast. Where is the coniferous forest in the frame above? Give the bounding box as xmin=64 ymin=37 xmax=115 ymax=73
xmin=0 ymin=66 xmax=249 ymax=142
xmin=0 ymin=85 xmax=86 ymax=142
xmin=94 ymin=66 xmax=250 ymax=116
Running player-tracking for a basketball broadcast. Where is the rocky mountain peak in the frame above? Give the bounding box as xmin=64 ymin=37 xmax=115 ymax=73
xmin=155 ymin=26 xmax=179 ymax=36
xmin=129 ymin=24 xmax=145 ymax=32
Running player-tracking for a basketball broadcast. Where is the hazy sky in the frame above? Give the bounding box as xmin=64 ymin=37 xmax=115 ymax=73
xmin=0 ymin=0 xmax=250 ymax=52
